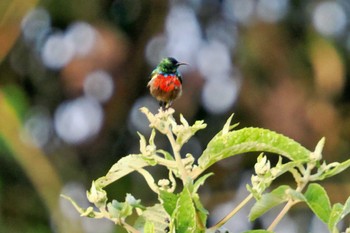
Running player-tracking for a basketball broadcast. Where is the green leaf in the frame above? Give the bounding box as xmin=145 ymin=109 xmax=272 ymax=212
xmin=173 ymin=115 xmax=207 ymax=146
xmin=144 ymin=221 xmax=155 ymax=233
xmin=328 ymin=203 xmax=343 ymax=233
xmin=107 ymin=199 xmax=133 ymax=219
xmin=134 ymin=204 xmax=169 ymax=233
xmin=157 ymin=149 xmax=174 ymax=160
xmin=317 ymin=159 xmax=350 ymax=181
xmin=87 ymin=181 xmax=108 ymax=208
xmin=193 ymin=193 xmax=208 ymax=229
xmin=159 ymin=190 xmax=179 ymax=216
xmin=175 ymin=187 xmax=199 ymax=233
xmin=249 ymin=185 xmax=291 ymax=221
xmin=1 ymin=85 xmax=29 ymax=122
xmin=329 ymin=196 xmax=350 ymax=232
xmin=304 ymin=183 xmax=332 ymax=223
xmin=95 ymin=154 xmax=149 ymax=188
xmin=193 ymin=173 xmax=213 ymax=193
xmin=342 ymin=196 xmax=350 ymax=219
xmin=197 ymin=127 xmax=311 ymax=176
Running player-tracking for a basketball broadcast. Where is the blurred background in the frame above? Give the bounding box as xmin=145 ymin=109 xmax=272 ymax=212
xmin=1 ymin=0 xmax=350 ymax=232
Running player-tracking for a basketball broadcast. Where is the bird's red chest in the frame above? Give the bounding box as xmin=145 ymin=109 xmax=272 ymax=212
xmin=152 ymin=73 xmax=182 ymax=92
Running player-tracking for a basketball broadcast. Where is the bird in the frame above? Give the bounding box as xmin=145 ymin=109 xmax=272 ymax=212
xmin=147 ymin=57 xmax=187 ymax=109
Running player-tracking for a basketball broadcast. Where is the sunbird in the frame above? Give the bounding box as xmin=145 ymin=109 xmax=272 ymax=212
xmin=147 ymin=57 xmax=187 ymax=109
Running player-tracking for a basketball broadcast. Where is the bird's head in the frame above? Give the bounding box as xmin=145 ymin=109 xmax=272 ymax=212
xmin=158 ymin=57 xmax=187 ymax=73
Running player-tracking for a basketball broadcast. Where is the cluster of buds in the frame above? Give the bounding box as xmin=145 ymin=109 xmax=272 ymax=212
xmin=248 ymin=154 xmax=275 ymax=199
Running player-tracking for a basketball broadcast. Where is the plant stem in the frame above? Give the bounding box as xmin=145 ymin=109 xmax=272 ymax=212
xmin=209 ymin=194 xmax=253 ymax=231
xmin=268 ymin=172 xmax=308 ymax=231
xmin=267 ymin=199 xmax=296 ymax=231
xmin=166 ymin=130 xmax=189 ymax=184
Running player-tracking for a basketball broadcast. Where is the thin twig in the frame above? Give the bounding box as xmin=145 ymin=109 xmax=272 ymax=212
xmin=267 ymin=199 xmax=296 ymax=231
xmin=209 ymin=194 xmax=254 ymax=231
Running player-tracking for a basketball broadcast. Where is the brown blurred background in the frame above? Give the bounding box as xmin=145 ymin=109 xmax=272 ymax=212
xmin=1 ymin=0 xmax=350 ymax=232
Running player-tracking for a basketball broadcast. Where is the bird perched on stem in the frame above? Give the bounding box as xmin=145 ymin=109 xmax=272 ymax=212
xmin=147 ymin=57 xmax=187 ymax=109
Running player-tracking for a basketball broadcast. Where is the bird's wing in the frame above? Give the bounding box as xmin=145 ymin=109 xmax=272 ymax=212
xmin=149 ymin=68 xmax=158 ymax=80
xmin=177 ymin=72 xmax=183 ymax=84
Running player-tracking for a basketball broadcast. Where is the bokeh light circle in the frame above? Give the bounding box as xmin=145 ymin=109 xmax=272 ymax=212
xmin=41 ymin=32 xmax=75 ymax=69
xmin=21 ymin=107 xmax=52 ymax=148
xmin=256 ymin=0 xmax=289 ymax=23
xmin=312 ymin=1 xmax=347 ymax=37
xmin=165 ymin=5 xmax=202 ymax=62
xmin=223 ymin=0 xmax=255 ymax=25
xmin=196 ymin=41 xmax=231 ymax=80
xmin=21 ymin=7 xmax=51 ymax=43
xmin=83 ymin=70 xmax=114 ymax=103
xmin=145 ymin=35 xmax=167 ymax=67
xmin=66 ymin=21 xmax=97 ymax=56
xmin=201 ymin=77 xmax=240 ymax=114
xmin=54 ymin=97 xmax=103 ymax=144
xmin=205 ymin=19 xmax=238 ymax=50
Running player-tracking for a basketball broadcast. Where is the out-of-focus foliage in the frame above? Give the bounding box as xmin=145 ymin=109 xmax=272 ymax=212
xmin=1 ymin=0 xmax=350 ymax=232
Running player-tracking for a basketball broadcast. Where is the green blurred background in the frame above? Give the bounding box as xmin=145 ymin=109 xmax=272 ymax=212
xmin=1 ymin=0 xmax=350 ymax=232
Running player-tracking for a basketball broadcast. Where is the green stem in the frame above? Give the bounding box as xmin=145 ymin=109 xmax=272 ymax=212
xmin=209 ymin=194 xmax=253 ymax=231
xmin=166 ymin=130 xmax=189 ymax=184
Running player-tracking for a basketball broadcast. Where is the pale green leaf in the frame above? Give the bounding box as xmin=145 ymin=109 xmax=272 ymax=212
xmin=193 ymin=173 xmax=213 ymax=193
xmin=328 ymin=196 xmax=350 ymax=232
xmin=249 ymin=185 xmax=291 ymax=221
xmin=144 ymin=221 xmax=155 ymax=233
xmin=107 ymin=199 xmax=133 ymax=219
xmin=317 ymin=159 xmax=350 ymax=181
xmin=60 ymin=194 xmax=101 ymax=218
xmin=95 ymin=154 xmax=149 ymax=188
xmin=197 ymin=128 xmax=311 ymax=176
xmin=134 ymin=204 xmax=169 ymax=233
xmin=304 ymin=183 xmax=332 ymax=223
xmin=328 ymin=203 xmax=343 ymax=233
xmin=342 ymin=196 xmax=350 ymax=219
xmin=86 ymin=181 xmax=107 ymax=208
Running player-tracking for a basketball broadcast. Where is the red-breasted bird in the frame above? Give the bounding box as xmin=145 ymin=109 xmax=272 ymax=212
xmin=147 ymin=57 xmax=187 ymax=109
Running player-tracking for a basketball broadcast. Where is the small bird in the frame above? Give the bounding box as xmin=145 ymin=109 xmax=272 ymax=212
xmin=147 ymin=57 xmax=187 ymax=109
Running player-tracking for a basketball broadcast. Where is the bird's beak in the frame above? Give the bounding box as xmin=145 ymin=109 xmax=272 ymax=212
xmin=177 ymin=62 xmax=188 ymax=66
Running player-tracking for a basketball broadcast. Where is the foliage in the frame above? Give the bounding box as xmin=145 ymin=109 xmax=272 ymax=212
xmin=62 ymin=107 xmax=350 ymax=233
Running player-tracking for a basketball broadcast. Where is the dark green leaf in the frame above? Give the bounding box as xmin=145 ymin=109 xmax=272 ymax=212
xmin=193 ymin=193 xmax=208 ymax=229
xmin=175 ymin=187 xmax=198 ymax=233
xmin=304 ymin=183 xmax=332 ymax=223
xmin=159 ymin=190 xmax=178 ymax=216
